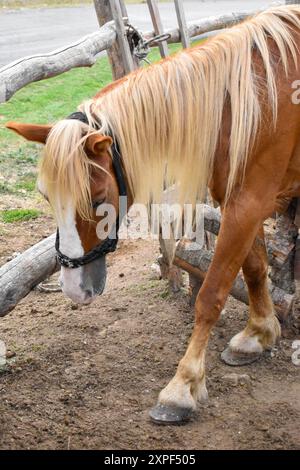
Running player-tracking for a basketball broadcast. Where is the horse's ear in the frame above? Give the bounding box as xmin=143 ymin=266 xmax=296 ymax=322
xmin=85 ymin=134 xmax=113 ymax=156
xmin=5 ymin=122 xmax=52 ymax=144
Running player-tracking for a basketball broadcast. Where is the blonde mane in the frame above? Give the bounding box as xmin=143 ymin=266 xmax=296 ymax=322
xmin=40 ymin=5 xmax=300 ymax=221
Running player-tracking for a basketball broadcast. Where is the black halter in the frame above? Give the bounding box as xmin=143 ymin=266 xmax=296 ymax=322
xmin=55 ymin=111 xmax=127 ymax=269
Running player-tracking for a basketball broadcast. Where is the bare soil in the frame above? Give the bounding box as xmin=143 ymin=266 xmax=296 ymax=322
xmin=0 ymin=214 xmax=299 ymax=450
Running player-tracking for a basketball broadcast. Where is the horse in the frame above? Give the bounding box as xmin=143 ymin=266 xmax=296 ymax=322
xmin=6 ymin=4 xmax=300 ymax=424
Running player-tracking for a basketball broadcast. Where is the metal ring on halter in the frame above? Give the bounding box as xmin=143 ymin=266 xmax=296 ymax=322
xmin=54 ymin=111 xmax=127 ymax=269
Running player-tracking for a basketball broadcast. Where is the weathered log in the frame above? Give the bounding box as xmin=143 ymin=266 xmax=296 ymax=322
xmin=174 ymin=239 xmax=294 ymax=319
xmin=267 ymin=210 xmax=298 ymax=294
xmin=188 ymin=203 xmax=297 ymax=273
xmin=0 ymin=21 xmax=117 ymax=103
xmin=0 ymin=233 xmax=58 ymax=317
xmin=202 ymin=204 xmax=221 ymax=235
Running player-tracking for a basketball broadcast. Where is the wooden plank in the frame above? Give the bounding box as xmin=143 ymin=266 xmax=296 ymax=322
xmin=174 ymin=0 xmax=190 ymax=49
xmin=119 ymin=0 xmax=128 ymax=17
xmin=93 ymin=0 xmax=134 ymax=80
xmin=146 ymin=0 xmax=169 ymax=58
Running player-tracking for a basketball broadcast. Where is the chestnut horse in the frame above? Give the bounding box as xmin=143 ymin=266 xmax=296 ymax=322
xmin=7 ymin=5 xmax=300 ymax=424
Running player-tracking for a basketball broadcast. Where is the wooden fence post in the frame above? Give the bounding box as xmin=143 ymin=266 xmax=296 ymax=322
xmin=146 ymin=0 xmax=169 ymax=58
xmin=93 ymin=0 xmax=135 ymax=79
xmin=174 ymin=0 xmax=190 ymax=49
xmin=119 ymin=0 xmax=128 ymax=17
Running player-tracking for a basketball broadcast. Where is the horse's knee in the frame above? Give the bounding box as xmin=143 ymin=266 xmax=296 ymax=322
xmin=195 ymin=290 xmax=223 ymax=326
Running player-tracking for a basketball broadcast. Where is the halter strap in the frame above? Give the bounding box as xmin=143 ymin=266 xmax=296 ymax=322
xmin=55 ymin=111 xmax=127 ymax=269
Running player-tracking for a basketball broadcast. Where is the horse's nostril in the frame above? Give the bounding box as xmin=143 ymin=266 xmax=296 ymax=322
xmin=85 ymin=289 xmax=93 ymax=298
xmin=79 ymin=283 xmax=93 ymax=298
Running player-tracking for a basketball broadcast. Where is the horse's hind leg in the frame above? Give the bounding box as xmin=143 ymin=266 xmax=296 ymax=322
xmin=221 ymin=225 xmax=281 ymax=366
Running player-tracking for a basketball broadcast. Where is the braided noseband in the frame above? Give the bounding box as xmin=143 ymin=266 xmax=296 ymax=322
xmin=55 ymin=111 xmax=127 ymax=269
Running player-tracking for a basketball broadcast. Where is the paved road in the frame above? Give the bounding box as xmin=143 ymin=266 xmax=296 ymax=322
xmin=0 ymin=1 xmax=273 ymax=68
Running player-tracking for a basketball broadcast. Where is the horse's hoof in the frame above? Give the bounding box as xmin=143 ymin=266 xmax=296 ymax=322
xmin=149 ymin=404 xmax=193 ymax=425
xmin=221 ymin=347 xmax=262 ymax=366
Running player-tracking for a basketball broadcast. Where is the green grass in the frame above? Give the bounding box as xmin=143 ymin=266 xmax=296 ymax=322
xmin=0 ymin=208 xmax=41 ymax=223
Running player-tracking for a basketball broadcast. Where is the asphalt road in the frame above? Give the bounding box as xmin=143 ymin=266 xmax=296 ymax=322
xmin=0 ymin=1 xmax=273 ymax=68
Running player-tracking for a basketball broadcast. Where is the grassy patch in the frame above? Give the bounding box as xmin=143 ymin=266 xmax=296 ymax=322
xmin=0 ymin=208 xmax=41 ymax=223
xmin=14 ymin=172 xmax=37 ymax=193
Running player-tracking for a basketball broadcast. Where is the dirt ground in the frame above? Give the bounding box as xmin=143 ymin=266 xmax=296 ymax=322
xmin=0 ymin=212 xmax=299 ymax=450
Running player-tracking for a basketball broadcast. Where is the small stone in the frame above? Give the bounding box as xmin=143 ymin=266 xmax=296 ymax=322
xmin=6 ymin=351 xmax=16 ymax=359
xmin=238 ymin=374 xmax=251 ymax=386
xmin=119 ymin=273 xmax=125 ymax=278
xmin=150 ymin=263 xmax=162 ymax=280
xmin=223 ymin=373 xmax=251 ymax=387
xmin=99 ymin=328 xmax=107 ymax=339
xmin=223 ymin=373 xmax=239 ymax=386
xmin=257 ymin=423 xmax=269 ymax=431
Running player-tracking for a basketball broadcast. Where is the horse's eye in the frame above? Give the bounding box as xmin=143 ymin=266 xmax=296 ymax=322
xmin=92 ymin=199 xmax=105 ymax=210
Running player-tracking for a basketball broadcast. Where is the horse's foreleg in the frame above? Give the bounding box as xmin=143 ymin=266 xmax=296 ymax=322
xmin=222 ymin=226 xmax=281 ymax=366
xmin=149 ymin=197 xmax=266 ymax=424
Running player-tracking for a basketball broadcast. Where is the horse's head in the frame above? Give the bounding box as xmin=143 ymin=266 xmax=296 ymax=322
xmin=6 ymin=119 xmax=126 ymax=305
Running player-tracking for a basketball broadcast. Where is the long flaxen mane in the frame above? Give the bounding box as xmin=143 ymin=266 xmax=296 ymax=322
xmin=40 ymin=5 xmax=300 ymax=222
